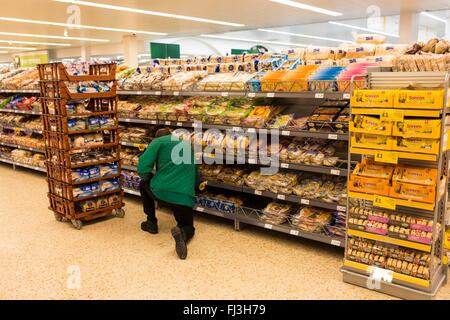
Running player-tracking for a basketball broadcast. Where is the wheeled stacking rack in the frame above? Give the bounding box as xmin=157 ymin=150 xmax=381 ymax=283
xmin=38 ymin=62 xmax=125 ymax=230
xmin=342 ymin=71 xmax=450 ymax=299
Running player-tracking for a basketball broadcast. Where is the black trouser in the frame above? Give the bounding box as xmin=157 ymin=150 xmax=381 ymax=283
xmin=139 ymin=180 xmax=195 ymax=241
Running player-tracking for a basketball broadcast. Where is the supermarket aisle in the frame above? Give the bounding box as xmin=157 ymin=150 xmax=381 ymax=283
xmin=0 ymin=163 xmax=448 ymax=300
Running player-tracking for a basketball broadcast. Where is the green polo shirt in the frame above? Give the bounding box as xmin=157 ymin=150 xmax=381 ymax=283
xmin=137 ymin=135 xmax=199 ymax=208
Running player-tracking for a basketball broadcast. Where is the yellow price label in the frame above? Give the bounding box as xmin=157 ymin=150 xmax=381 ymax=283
xmin=199 ymin=182 xmax=207 ymax=191
xmin=14 ymin=128 xmax=22 ymax=134
xmin=136 ymin=144 xmax=147 ymax=152
xmin=380 ymin=110 xmax=404 ymax=122
xmin=375 ymin=151 xmax=398 ymax=164
xmin=373 ymin=195 xmax=396 ymax=210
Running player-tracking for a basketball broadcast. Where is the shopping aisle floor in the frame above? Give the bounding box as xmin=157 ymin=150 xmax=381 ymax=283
xmin=1 ymin=164 xmax=449 ymax=300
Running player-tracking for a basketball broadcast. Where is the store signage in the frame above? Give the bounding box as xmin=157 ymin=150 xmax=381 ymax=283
xmin=375 ymin=151 xmax=398 ymax=164
xmin=380 ymin=110 xmax=404 ymax=122
xmin=19 ymin=53 xmax=49 ymax=68
xmin=150 ymin=42 xmax=180 ymax=59
xmin=373 ymin=195 xmax=396 ymax=210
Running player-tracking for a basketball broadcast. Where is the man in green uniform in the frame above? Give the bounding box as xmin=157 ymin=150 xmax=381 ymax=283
xmin=138 ymin=128 xmax=200 ymax=260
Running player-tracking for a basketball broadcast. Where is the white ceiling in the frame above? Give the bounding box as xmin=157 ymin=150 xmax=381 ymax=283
xmin=0 ymin=0 xmax=448 ymax=53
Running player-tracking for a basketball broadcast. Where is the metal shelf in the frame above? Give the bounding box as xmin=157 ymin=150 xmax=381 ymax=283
xmin=117 ymin=90 xmax=351 ymax=100
xmin=0 ymin=89 xmax=39 ymax=93
xmin=0 ymin=157 xmax=46 ymax=172
xmin=0 ymin=125 xmax=43 ymax=135
xmin=123 ymin=188 xmax=140 ymax=196
xmin=0 ymin=141 xmax=45 ymax=153
xmin=0 ymin=109 xmax=41 ymax=115
xmin=118 ymin=118 xmax=349 ymax=141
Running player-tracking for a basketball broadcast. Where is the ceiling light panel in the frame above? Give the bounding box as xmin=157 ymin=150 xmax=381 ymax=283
xmin=258 ymin=28 xmax=354 ymax=44
xmin=54 ymin=0 xmax=245 ymax=27
xmin=420 ymin=12 xmax=448 ymax=24
xmin=0 ymin=31 xmax=109 ymax=42
xmin=0 ymin=40 xmax=71 ymax=47
xmin=0 ymin=46 xmax=36 ymax=50
xmin=200 ymin=34 xmax=322 ymax=47
xmin=0 ymin=17 xmax=168 ymax=36
xmin=270 ymin=0 xmax=342 ymax=17
xmin=328 ymin=21 xmax=399 ymax=38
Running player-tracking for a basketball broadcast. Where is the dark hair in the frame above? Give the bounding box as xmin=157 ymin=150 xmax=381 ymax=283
xmin=155 ymin=128 xmax=172 ymax=138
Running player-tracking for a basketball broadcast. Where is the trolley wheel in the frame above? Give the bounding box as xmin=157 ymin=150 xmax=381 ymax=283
xmin=71 ymin=220 xmax=83 ymax=230
xmin=114 ymin=208 xmax=125 ymax=218
xmin=54 ymin=213 xmax=64 ymax=222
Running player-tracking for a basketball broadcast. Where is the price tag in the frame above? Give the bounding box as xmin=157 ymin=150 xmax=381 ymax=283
xmin=281 ymin=131 xmax=291 ymax=136
xmin=136 ymin=91 xmax=143 ymax=95
xmin=290 ymin=230 xmax=300 ymax=236
xmin=165 ymin=121 xmax=171 ymax=126
xmin=330 ymin=169 xmax=341 ymax=176
xmin=266 ymin=93 xmax=275 ymax=98
xmin=255 ymin=190 xmax=263 ymax=196
xmin=196 ymin=207 xmax=205 ymax=212
xmin=281 ymin=163 xmax=289 ymax=169
xmin=176 ymin=122 xmax=183 ymax=127
xmin=373 ymin=195 xmax=396 ymax=210
xmin=343 ymin=93 xmax=351 ymax=100
xmin=375 ymin=151 xmax=398 ymax=164
xmin=331 ymin=240 xmax=341 ymax=247
xmin=264 ymin=224 xmax=273 ymax=230
xmin=137 ymin=145 xmax=147 ymax=152
xmin=328 ymin=134 xmax=338 ymax=140
xmin=248 ymin=128 xmax=256 ymax=133
xmin=337 ymin=206 xmax=347 ymax=212
xmin=124 ymin=119 xmax=131 ymax=123
xmin=232 ymin=127 xmax=241 ymax=132
xmin=248 ymin=158 xmax=257 ymax=164
xmin=315 ymin=93 xmax=325 ymax=99
xmin=277 ymin=194 xmax=286 ymax=200
xmin=173 ymin=91 xmax=180 ymax=96
xmin=380 ymin=110 xmax=404 ymax=122
xmin=221 ymin=92 xmax=229 ymax=97
xmin=301 ymin=199 xmax=310 ymax=205
xmin=154 ymin=91 xmax=162 ymax=96
xmin=248 ymin=92 xmax=256 ymax=98
xmin=192 ymin=123 xmax=200 ymax=128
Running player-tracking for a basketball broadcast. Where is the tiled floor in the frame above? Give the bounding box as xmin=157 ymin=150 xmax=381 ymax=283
xmin=0 ymin=164 xmax=448 ymax=300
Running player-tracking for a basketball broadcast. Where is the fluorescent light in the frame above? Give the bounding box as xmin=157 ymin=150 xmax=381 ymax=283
xmin=270 ymin=0 xmax=342 ymax=17
xmin=200 ymin=34 xmax=322 ymax=47
xmin=0 ymin=46 xmax=36 ymax=51
xmin=258 ymin=28 xmax=354 ymax=44
xmin=54 ymin=0 xmax=245 ymax=27
xmin=328 ymin=21 xmax=399 ymax=38
xmin=0 ymin=17 xmax=168 ymax=36
xmin=0 ymin=31 xmax=108 ymax=42
xmin=421 ymin=12 xmax=448 ymax=24
xmin=0 ymin=51 xmax=8 ymax=54
xmin=0 ymin=39 xmax=71 ymax=47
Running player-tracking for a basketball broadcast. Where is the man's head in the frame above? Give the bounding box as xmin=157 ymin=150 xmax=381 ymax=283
xmin=155 ymin=128 xmax=172 ymax=138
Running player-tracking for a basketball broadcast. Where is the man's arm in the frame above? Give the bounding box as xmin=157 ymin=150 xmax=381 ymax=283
xmin=137 ymin=140 xmax=160 ymax=181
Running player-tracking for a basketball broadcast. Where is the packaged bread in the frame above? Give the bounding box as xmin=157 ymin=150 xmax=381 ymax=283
xmin=392 ymin=165 xmax=437 ymax=186
xmin=345 ymin=44 xmax=376 ymax=59
xmin=354 ymin=158 xmax=395 ymax=179
xmin=375 ymin=44 xmax=408 ymax=56
xmin=355 ymin=34 xmax=386 ymax=45
xmin=394 ymin=119 xmax=441 ymax=139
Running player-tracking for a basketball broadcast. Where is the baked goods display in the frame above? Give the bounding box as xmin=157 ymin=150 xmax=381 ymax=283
xmin=0 ymin=68 xmax=39 ymax=90
xmin=119 ymin=125 xmax=153 ymax=145
xmin=0 ymin=114 xmax=42 ymax=131
xmin=76 ymin=194 xmax=122 ymax=214
xmin=120 ymin=147 xmax=141 ymax=168
xmin=347 ymin=238 xmax=431 ymax=280
xmin=121 ymin=170 xmax=142 ymax=192
xmin=0 ymin=146 xmax=45 ymax=168
xmin=290 ymin=207 xmax=334 ymax=233
xmin=196 ymin=191 xmax=244 ymax=215
xmin=0 ymin=96 xmax=41 ymax=112
xmin=260 ymin=202 xmax=292 ymax=225
xmin=0 ymin=132 xmax=44 ymax=150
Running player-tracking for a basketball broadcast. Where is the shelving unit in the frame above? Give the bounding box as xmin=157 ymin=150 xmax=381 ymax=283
xmin=37 ymin=62 xmax=125 ymax=229
xmin=342 ymin=72 xmax=450 ymax=299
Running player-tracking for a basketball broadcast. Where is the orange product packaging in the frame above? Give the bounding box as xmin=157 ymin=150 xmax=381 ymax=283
xmin=351 ymin=90 xmax=395 ymax=108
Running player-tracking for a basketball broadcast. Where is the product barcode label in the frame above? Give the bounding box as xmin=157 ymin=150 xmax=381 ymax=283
xmin=301 ymin=199 xmax=310 ymax=205
xmin=173 ymin=91 xmax=180 ymax=96
xmin=331 ymin=240 xmax=341 ymax=247
xmin=248 ymin=92 xmax=256 ymax=98
xmin=281 ymin=131 xmax=291 ymax=136
xmin=232 ymin=127 xmax=241 ymax=132
xmin=124 ymin=119 xmax=131 ymax=122
xmin=337 ymin=206 xmax=347 ymax=212
xmin=277 ymin=194 xmax=286 ymax=200
xmin=328 ymin=134 xmax=338 ymax=140
xmin=290 ymin=230 xmax=300 ymax=236
xmin=255 ymin=190 xmax=263 ymax=196
xmin=330 ymin=169 xmax=341 ymax=176
xmin=281 ymin=163 xmax=289 ymax=169
xmin=264 ymin=224 xmax=273 ymax=230
xmin=315 ymin=93 xmax=325 ymax=99
xmin=221 ymin=92 xmax=229 ymax=97
xmin=267 ymin=93 xmax=275 ymax=98
xmin=150 ymin=120 xmax=157 ymax=125
xmin=154 ymin=91 xmax=162 ymax=95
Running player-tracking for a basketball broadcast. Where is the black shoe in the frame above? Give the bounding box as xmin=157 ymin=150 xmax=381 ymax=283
xmin=141 ymin=221 xmax=158 ymax=234
xmin=171 ymin=227 xmax=187 ymax=260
